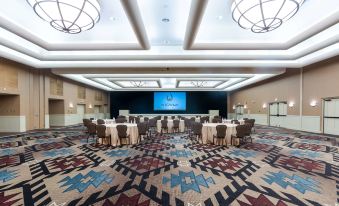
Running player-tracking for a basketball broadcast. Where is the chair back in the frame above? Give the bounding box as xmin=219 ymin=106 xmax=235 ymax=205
xmin=214 ymin=115 xmax=220 ymax=119
xmin=137 ymin=122 xmax=148 ymax=135
xmin=243 ymin=118 xmax=249 ymax=121
xmin=148 ymin=118 xmax=157 ymax=127
xmin=144 ymin=117 xmax=149 ymax=122
xmin=116 ymin=125 xmax=127 ymax=138
xmin=117 ymin=115 xmax=126 ymax=119
xmin=83 ymin=119 xmax=91 ymax=127
xmin=216 ymin=125 xmax=227 ymax=138
xmin=129 ymin=116 xmax=135 ymax=123
xmin=232 ymin=120 xmax=240 ymax=124
xmin=116 ymin=118 xmax=127 ymax=123
xmin=190 ymin=117 xmax=196 ymax=121
xmin=135 ymin=117 xmax=140 ymax=124
xmin=87 ymin=122 xmax=97 ymax=134
xmin=236 ymin=124 xmax=248 ymax=138
xmin=161 ymin=120 xmax=168 ymax=128
xmin=184 ymin=119 xmax=191 ymax=128
xmin=97 ymin=119 xmax=105 ymax=125
xmin=173 ymin=119 xmax=180 ymax=127
xmin=171 ymin=116 xmax=175 ymax=120
xmin=96 ymin=124 xmax=106 ymax=138
xmin=212 ymin=118 xmax=221 ymax=123
xmin=193 ymin=122 xmax=203 ymax=135
xmin=164 ymin=116 xmax=168 ymax=120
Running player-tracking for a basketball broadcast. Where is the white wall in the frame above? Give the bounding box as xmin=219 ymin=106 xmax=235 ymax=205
xmin=230 ymin=112 xmax=321 ymax=133
xmin=0 ymin=116 xmax=26 ymax=132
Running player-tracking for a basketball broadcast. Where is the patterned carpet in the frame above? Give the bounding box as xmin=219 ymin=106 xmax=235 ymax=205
xmin=0 ymin=125 xmax=338 ymax=206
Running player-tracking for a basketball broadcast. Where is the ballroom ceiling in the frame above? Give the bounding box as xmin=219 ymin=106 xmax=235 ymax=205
xmin=0 ymin=0 xmax=338 ymax=91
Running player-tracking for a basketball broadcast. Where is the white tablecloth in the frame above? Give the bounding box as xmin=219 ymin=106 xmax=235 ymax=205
xmin=92 ymin=119 xmax=116 ymax=124
xmin=201 ymin=123 xmax=237 ymax=145
xmin=157 ymin=120 xmax=185 ymax=133
xmin=104 ymin=123 xmax=139 ymax=146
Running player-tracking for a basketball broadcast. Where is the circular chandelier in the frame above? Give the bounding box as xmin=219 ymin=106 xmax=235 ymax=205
xmin=130 ymin=81 xmax=146 ymax=88
xmin=191 ymin=81 xmax=207 ymax=88
xmin=231 ymin=0 xmax=304 ymax=33
xmin=27 ymin=0 xmax=100 ymax=34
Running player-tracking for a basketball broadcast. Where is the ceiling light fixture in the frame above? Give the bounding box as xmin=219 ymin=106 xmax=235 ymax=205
xmin=231 ymin=0 xmax=304 ymax=33
xmin=190 ymin=81 xmax=207 ymax=88
xmin=27 ymin=0 xmax=100 ymax=34
xmin=130 ymin=81 xmax=146 ymax=88
xmin=162 ymin=18 xmax=170 ymax=23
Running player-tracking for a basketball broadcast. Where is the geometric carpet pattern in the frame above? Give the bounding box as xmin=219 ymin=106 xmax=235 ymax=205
xmin=0 ymin=125 xmax=338 ymax=205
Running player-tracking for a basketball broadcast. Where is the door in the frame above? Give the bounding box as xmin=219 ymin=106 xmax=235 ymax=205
xmin=94 ymin=106 xmax=101 ymax=119
xmin=324 ymin=98 xmax=339 ymax=135
xmin=235 ymin=105 xmax=244 ymax=120
xmin=103 ymin=105 xmax=108 ymax=118
xmin=269 ymin=102 xmax=287 ymax=127
xmin=77 ymin=104 xmax=85 ymax=123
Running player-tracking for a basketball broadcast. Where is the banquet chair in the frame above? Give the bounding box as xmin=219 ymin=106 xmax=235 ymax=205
xmin=164 ymin=116 xmax=168 ymax=120
xmin=135 ymin=117 xmax=141 ymax=124
xmin=248 ymin=119 xmax=256 ymax=133
xmin=243 ymin=118 xmax=249 ymax=121
xmin=137 ymin=122 xmax=148 ymax=143
xmin=117 ymin=115 xmax=126 ymax=119
xmin=129 ymin=116 xmax=135 ymax=123
xmin=144 ymin=117 xmax=149 ymax=122
xmin=172 ymin=119 xmax=180 ymax=133
xmin=97 ymin=119 xmax=105 ymax=125
xmin=96 ymin=124 xmax=111 ymax=145
xmin=192 ymin=122 xmax=203 ymax=143
xmin=212 ymin=118 xmax=221 ymax=123
xmin=148 ymin=118 xmax=157 ymax=138
xmin=232 ymin=120 xmax=240 ymax=124
xmin=171 ymin=116 xmax=176 ymax=120
xmin=214 ymin=116 xmax=220 ymax=119
xmin=231 ymin=124 xmax=252 ymax=146
xmin=190 ymin=117 xmax=196 ymax=121
xmin=213 ymin=125 xmax=227 ymax=147
xmin=161 ymin=120 xmax=168 ymax=134
xmin=116 ymin=118 xmax=127 ymax=123
xmin=87 ymin=122 xmax=97 ymax=143
xmin=83 ymin=119 xmax=91 ymax=133
xmin=116 ymin=125 xmax=130 ymax=145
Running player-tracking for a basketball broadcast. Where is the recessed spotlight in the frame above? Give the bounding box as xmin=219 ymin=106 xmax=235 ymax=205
xmin=217 ymin=15 xmax=223 ymax=20
xmin=162 ymin=18 xmax=170 ymax=23
xmin=109 ymin=17 xmax=120 ymax=21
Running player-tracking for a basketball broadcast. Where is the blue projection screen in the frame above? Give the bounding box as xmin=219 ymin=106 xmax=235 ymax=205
xmin=154 ymin=92 xmax=186 ymax=111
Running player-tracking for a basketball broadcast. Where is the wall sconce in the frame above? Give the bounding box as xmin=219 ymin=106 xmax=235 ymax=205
xmin=262 ymin=103 xmax=267 ymax=109
xmin=69 ymin=102 xmax=74 ymax=108
xmin=88 ymin=104 xmax=93 ymax=109
xmin=274 ymin=98 xmax=278 ymax=101
xmin=244 ymin=104 xmax=248 ymax=109
xmin=232 ymin=105 xmax=236 ymax=110
xmin=310 ymin=100 xmax=317 ymax=107
xmin=288 ymin=102 xmax=295 ymax=108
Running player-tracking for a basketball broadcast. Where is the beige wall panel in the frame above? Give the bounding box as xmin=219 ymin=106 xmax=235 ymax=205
xmin=303 ymin=57 xmax=339 ymax=116
xmin=229 ymin=70 xmax=301 ymax=116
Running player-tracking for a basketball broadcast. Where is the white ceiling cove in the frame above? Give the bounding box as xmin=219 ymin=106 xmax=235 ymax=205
xmin=0 ymin=0 xmax=338 ymax=91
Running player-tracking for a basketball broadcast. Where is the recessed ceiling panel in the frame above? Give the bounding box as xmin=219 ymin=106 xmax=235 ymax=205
xmin=137 ymin=0 xmax=191 ymax=45
xmin=0 ymin=0 xmax=139 ymax=45
xmin=195 ymin=0 xmax=339 ymax=46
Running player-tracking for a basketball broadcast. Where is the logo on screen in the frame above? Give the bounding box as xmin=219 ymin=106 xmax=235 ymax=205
xmin=167 ymin=93 xmax=173 ymax=101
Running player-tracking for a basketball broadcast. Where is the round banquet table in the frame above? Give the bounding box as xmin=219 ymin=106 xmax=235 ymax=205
xmin=92 ymin=119 xmax=116 ymax=124
xmin=201 ymin=123 xmax=238 ymax=145
xmin=104 ymin=123 xmax=139 ymax=146
xmin=157 ymin=120 xmax=185 ymax=133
